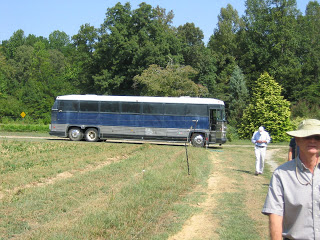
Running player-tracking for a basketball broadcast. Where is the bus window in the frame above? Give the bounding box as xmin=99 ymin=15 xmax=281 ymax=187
xmin=142 ymin=103 xmax=163 ymax=115
xmin=165 ymin=103 xmax=185 ymax=116
xmin=185 ymin=104 xmax=207 ymax=116
xmin=100 ymin=101 xmax=120 ymax=113
xmin=52 ymin=100 xmax=58 ymax=110
xmin=80 ymin=101 xmax=99 ymax=112
xmin=121 ymin=102 xmax=140 ymax=114
xmin=59 ymin=100 xmax=79 ymax=112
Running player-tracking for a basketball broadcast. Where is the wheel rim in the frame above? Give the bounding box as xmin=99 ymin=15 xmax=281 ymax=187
xmin=71 ymin=129 xmax=81 ymax=138
xmin=194 ymin=135 xmax=204 ymax=145
xmin=88 ymin=131 xmax=96 ymax=140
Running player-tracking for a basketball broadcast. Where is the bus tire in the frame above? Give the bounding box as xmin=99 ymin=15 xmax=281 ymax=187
xmin=191 ymin=133 xmax=205 ymax=147
xmin=85 ymin=128 xmax=99 ymax=142
xmin=68 ymin=128 xmax=83 ymax=141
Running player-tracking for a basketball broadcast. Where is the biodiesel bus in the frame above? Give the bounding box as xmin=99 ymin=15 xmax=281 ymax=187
xmin=49 ymin=95 xmax=227 ymax=147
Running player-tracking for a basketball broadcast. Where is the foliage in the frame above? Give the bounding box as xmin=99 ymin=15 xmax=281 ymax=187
xmin=291 ymin=100 xmax=320 ymax=119
xmin=0 ymin=1 xmax=319 ymax=124
xmin=133 ymin=64 xmax=208 ymax=97
xmin=226 ymin=124 xmax=240 ymax=142
xmin=0 ymin=123 xmax=48 ymax=132
xmin=238 ymin=73 xmax=293 ymax=142
xmin=227 ymin=65 xmax=249 ymax=126
xmin=208 ymin=4 xmax=243 ymax=101
xmin=93 ymin=2 xmax=183 ymax=95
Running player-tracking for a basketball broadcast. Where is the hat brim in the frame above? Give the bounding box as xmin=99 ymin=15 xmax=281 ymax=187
xmin=286 ymin=130 xmax=320 ymax=138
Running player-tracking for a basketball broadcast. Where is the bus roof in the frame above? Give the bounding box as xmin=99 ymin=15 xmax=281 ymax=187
xmin=56 ymin=95 xmax=224 ymax=105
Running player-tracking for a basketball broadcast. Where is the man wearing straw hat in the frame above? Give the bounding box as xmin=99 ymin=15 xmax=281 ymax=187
xmin=262 ymin=119 xmax=320 ymax=240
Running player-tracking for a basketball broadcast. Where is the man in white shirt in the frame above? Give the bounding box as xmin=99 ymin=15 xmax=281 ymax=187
xmin=251 ymin=126 xmax=271 ymax=175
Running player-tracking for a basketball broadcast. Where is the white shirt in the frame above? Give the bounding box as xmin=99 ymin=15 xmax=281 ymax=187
xmin=251 ymin=130 xmax=271 ymax=147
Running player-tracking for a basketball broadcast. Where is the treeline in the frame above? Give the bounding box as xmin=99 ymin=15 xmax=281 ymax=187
xmin=0 ymin=1 xmax=319 ymax=130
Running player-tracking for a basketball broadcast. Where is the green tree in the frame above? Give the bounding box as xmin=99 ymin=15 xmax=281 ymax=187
xmin=240 ymin=0 xmax=302 ymax=98
xmin=2 ymin=29 xmax=26 ymax=59
xmin=238 ymin=72 xmax=292 ymax=142
xmin=49 ymin=30 xmax=71 ymax=53
xmin=228 ymin=66 xmax=249 ymax=126
xmin=177 ymin=23 xmax=217 ymax=97
xmin=133 ymin=64 xmax=208 ymax=97
xmin=94 ymin=2 xmax=183 ymax=95
xmin=71 ymin=24 xmax=98 ymax=92
xmin=4 ymin=40 xmax=76 ymax=121
xmin=208 ymin=4 xmax=242 ymax=101
xmin=297 ymin=1 xmax=320 ymax=104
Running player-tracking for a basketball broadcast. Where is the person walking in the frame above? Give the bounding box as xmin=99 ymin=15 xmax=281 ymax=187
xmin=288 ymin=137 xmax=299 ymax=161
xmin=251 ymin=126 xmax=271 ymax=175
xmin=262 ymin=119 xmax=320 ymax=240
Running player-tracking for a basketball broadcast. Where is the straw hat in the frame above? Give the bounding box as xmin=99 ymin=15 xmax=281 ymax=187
xmin=286 ymin=119 xmax=320 ymax=137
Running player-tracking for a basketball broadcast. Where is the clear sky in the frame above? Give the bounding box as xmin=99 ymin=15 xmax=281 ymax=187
xmin=0 ymin=0 xmax=312 ymax=45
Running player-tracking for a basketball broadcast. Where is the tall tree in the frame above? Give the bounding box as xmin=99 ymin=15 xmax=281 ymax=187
xmin=49 ymin=30 xmax=71 ymax=53
xmin=177 ymin=23 xmax=217 ymax=97
xmin=71 ymin=24 xmax=98 ymax=92
xmin=228 ymin=66 xmax=249 ymax=126
xmin=238 ymin=72 xmax=292 ymax=142
xmin=240 ymin=0 xmax=302 ymax=98
xmin=2 ymin=29 xmax=26 ymax=59
xmin=297 ymin=1 xmax=320 ymax=104
xmin=208 ymin=4 xmax=242 ymax=101
xmin=94 ymin=2 xmax=183 ymax=95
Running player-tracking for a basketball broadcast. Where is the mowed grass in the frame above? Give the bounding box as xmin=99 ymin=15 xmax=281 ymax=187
xmin=0 ymin=137 xmax=286 ymax=239
xmin=0 ymin=139 xmax=210 ymax=239
xmin=210 ymin=146 xmax=287 ymax=240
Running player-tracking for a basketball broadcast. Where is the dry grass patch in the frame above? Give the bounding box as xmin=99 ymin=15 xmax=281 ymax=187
xmin=0 ymin=141 xmax=211 ymax=240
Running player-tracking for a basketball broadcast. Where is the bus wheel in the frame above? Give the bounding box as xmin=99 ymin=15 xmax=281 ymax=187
xmin=68 ymin=128 xmax=83 ymax=141
xmin=85 ymin=128 xmax=99 ymax=142
xmin=191 ymin=133 xmax=205 ymax=147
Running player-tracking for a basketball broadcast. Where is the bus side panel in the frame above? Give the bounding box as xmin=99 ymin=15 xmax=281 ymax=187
xmin=78 ymin=112 xmax=100 ymax=125
xmin=49 ymin=123 xmax=69 ymax=137
xmin=141 ymin=115 xmax=164 ymax=128
xmin=57 ymin=112 xmax=79 ymax=124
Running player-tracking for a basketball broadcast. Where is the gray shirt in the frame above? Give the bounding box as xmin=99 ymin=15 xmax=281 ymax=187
xmin=262 ymin=157 xmax=320 ymax=240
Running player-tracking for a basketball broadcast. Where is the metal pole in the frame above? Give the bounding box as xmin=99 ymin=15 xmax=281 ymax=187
xmin=185 ymin=143 xmax=190 ymax=175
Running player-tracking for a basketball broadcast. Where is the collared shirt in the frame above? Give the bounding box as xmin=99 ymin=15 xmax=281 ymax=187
xmin=262 ymin=157 xmax=320 ymax=239
xmin=251 ymin=130 xmax=271 ymax=147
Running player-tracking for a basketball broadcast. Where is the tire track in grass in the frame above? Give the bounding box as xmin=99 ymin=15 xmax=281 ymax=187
xmin=168 ymin=151 xmax=235 ymax=240
xmin=0 ymin=155 xmax=129 ymax=200
xmin=168 ymin=147 xmax=281 ymax=240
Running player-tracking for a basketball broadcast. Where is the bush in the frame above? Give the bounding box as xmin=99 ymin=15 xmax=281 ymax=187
xmin=226 ymin=124 xmax=239 ymax=142
xmin=238 ymin=73 xmax=293 ymax=142
xmin=291 ymin=100 xmax=320 ymax=119
xmin=0 ymin=123 xmax=49 ymax=132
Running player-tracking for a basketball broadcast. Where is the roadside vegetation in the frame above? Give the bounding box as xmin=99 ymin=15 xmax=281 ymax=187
xmin=1 ymin=1 xmax=320 ymax=143
xmin=0 ymin=135 xmax=288 ymax=239
xmin=0 ymin=123 xmax=48 ymax=133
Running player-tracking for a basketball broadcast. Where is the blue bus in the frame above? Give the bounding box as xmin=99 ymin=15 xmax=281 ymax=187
xmin=49 ymin=95 xmax=227 ymax=147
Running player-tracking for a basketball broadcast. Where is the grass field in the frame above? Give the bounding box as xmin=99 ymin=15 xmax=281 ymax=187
xmin=0 ymin=135 xmax=288 ymax=239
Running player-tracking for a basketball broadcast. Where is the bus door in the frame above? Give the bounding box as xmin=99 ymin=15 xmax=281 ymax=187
xmin=209 ymin=109 xmax=217 ymax=131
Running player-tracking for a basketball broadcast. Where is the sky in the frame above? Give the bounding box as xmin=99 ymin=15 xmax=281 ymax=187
xmin=0 ymin=0 xmax=312 ymax=45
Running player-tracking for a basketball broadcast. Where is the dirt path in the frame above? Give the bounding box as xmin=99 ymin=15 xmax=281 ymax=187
xmin=168 ymin=148 xmax=280 ymax=240
xmin=168 ymin=151 xmax=232 ymax=240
